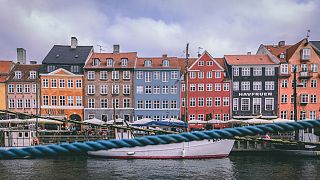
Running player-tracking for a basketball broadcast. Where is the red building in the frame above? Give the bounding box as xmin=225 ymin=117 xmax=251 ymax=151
xmin=181 ymin=51 xmax=230 ymax=121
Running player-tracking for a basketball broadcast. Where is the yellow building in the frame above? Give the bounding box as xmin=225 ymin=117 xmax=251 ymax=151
xmin=0 ymin=60 xmax=14 ymax=115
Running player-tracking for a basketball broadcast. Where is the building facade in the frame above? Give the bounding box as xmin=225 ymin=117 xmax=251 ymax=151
xmin=134 ymin=55 xmax=181 ymax=121
xmin=0 ymin=60 xmax=15 ymax=118
xmin=6 ymin=64 xmax=41 ymax=118
xmin=84 ymin=46 xmax=136 ymax=122
xmin=181 ymin=51 xmax=231 ymax=121
xmin=40 ymin=68 xmax=84 ymax=122
xmin=225 ymin=54 xmax=279 ymax=119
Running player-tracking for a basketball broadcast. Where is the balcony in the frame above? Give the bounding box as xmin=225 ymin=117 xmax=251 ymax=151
xmin=300 ymin=101 xmax=308 ymax=105
xmin=299 ymin=71 xmax=312 ymax=79
xmin=279 ymin=72 xmax=290 ymax=78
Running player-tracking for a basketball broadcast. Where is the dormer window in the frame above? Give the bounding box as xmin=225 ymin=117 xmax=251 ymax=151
xmin=29 ymin=71 xmax=37 ymax=79
xmin=47 ymin=65 xmax=56 ymax=72
xmin=15 ymin=71 xmax=22 ymax=79
xmin=93 ymin=58 xmax=100 ymax=66
xmin=121 ymin=58 xmax=128 ymax=66
xmin=107 ymin=58 xmax=114 ymax=67
xmin=279 ymin=53 xmax=285 ymax=59
xmin=162 ymin=60 xmax=169 ymax=67
xmin=144 ymin=60 xmax=152 ymax=67
xmin=301 ymin=48 xmax=310 ymax=60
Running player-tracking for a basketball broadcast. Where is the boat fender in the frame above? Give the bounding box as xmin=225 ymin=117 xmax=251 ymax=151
xmin=127 ymin=152 xmax=135 ymax=155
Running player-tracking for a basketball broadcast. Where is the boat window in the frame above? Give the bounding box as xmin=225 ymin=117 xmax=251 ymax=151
xmin=31 ymin=132 xmax=34 ymax=137
xmin=6 ymin=132 xmax=8 ymax=137
xmin=19 ymin=132 xmax=22 ymax=137
xmin=25 ymin=132 xmax=29 ymax=137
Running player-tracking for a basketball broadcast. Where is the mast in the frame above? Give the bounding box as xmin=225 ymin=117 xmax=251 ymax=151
xmin=184 ymin=43 xmax=189 ymax=132
xmin=293 ymin=66 xmax=299 ymax=141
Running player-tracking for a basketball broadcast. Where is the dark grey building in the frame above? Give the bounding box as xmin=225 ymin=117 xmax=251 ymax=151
xmin=224 ymin=54 xmax=279 ymax=119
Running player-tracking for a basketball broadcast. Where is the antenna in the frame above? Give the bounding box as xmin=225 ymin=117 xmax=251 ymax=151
xmin=97 ymin=45 xmax=105 ymax=53
xmin=197 ymin=47 xmax=203 ymax=57
xmin=306 ymin=29 xmax=311 ymax=39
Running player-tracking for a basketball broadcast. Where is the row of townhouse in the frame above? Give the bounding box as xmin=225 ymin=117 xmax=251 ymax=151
xmin=1 ymin=37 xmax=320 ymax=123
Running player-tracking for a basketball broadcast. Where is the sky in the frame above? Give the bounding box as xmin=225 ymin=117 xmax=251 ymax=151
xmin=0 ymin=0 xmax=319 ymax=63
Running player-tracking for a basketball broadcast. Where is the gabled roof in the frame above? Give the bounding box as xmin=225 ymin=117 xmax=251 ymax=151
xmin=42 ymin=45 xmax=93 ymax=65
xmin=310 ymin=41 xmax=320 ymax=51
xmin=263 ymin=44 xmax=292 ymax=63
xmin=188 ymin=51 xmax=224 ymax=70
xmin=136 ymin=57 xmax=180 ymax=69
xmin=84 ymin=52 xmax=137 ymax=69
xmin=224 ymin=54 xmax=276 ymax=65
xmin=177 ymin=58 xmax=197 ymax=75
xmin=0 ymin=60 xmax=14 ymax=74
xmin=286 ymin=38 xmax=306 ymax=61
xmin=7 ymin=64 xmax=41 ymax=82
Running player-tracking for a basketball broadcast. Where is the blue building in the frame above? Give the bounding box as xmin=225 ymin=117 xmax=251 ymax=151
xmin=134 ymin=55 xmax=181 ymax=121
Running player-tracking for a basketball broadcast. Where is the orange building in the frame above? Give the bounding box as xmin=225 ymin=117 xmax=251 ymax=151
xmin=40 ymin=68 xmax=84 ymax=124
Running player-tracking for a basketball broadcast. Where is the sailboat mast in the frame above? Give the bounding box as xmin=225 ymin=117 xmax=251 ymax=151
xmin=184 ymin=43 xmax=189 ymax=132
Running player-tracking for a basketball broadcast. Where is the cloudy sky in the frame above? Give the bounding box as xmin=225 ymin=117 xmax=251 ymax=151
xmin=0 ymin=0 xmax=319 ymax=62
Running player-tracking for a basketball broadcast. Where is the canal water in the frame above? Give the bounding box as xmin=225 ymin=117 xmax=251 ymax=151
xmin=0 ymin=155 xmax=319 ymax=179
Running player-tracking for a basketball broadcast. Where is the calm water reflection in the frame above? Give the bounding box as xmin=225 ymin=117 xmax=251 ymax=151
xmin=0 ymin=155 xmax=319 ymax=179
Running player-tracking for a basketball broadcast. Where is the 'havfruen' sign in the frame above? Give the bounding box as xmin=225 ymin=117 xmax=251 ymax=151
xmin=239 ymin=92 xmax=273 ymax=97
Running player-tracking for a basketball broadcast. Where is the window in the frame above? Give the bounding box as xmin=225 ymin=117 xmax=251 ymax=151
xmin=15 ymin=71 xmax=22 ymax=79
xmin=280 ymin=53 xmax=285 ymax=59
xmin=291 ymin=64 xmax=299 ymax=72
xmin=162 ymin=86 xmax=169 ymax=94
xmin=265 ymin=81 xmax=274 ymax=90
xmin=207 ymin=71 xmax=212 ymax=78
xmin=223 ymin=114 xmax=230 ymax=121
xmin=47 ymin=65 xmax=56 ymax=72
xmin=190 ymin=72 xmax=196 ymax=79
xmin=171 ymin=71 xmax=178 ymax=79
xmin=88 ymin=71 xmax=95 ymax=80
xmin=112 ymin=71 xmax=119 ymax=80
xmin=145 ymin=86 xmax=152 ymax=94
xmin=198 ymin=84 xmax=204 ymax=91
xmin=153 ymin=71 xmax=160 ymax=80
xmin=59 ymin=96 xmax=65 ymax=106
xmin=281 ymin=94 xmax=288 ymax=103
xmin=9 ymin=99 xmax=14 ymax=108
xmin=145 ymin=100 xmax=152 ymax=109
xmin=241 ymin=81 xmax=250 ymax=91
xmin=88 ymin=99 xmax=95 ymax=108
xmin=137 ymin=100 xmax=143 ymax=109
xmin=310 ymin=95 xmax=317 ymax=103
xmin=123 ymin=84 xmax=130 ymax=94
xmin=162 ymin=72 xmax=169 ymax=82
xmin=182 ymin=98 xmax=185 ymax=107
xmin=8 ymin=84 xmax=14 ymax=93
xmin=190 ymin=114 xmax=195 ymax=120
xmin=121 ymin=58 xmax=128 ymax=66
xmin=233 ymin=82 xmax=239 ymax=91
xmin=153 ymin=100 xmax=160 ymax=109
xmin=42 ymin=79 xmax=49 ymax=88
xmin=207 ymin=61 xmax=213 ymax=66
xmin=198 ymin=61 xmax=204 ymax=66
xmin=32 ymin=84 xmax=37 ymax=93
xmin=198 ymin=71 xmax=204 ymax=78
xmin=253 ymin=82 xmax=262 ymax=90
xmin=253 ymin=98 xmax=261 ymax=114
xmin=123 ymin=99 xmax=130 ymax=108
xmin=25 ymin=99 xmax=31 ymax=108
xmin=198 ymin=114 xmax=204 ymax=121
xmin=223 ymin=97 xmax=229 ymax=106
xmin=301 ymin=48 xmax=310 ymax=60
xmin=190 ymin=98 xmax=196 ymax=107
xmin=310 ymin=111 xmax=316 ymax=120
xmin=206 ymin=84 xmax=212 ymax=91
xmin=281 ymin=79 xmax=288 ymax=88
xmin=17 ymin=99 xmax=23 ymax=108
xmin=215 ymin=97 xmax=221 ymax=107
xmin=112 ymin=85 xmax=119 ymax=94
xmin=145 ymin=72 xmax=152 ymax=82
xmin=93 ymin=58 xmax=100 ymax=66
xmin=76 ymin=96 xmax=82 ymax=106
xmin=100 ymin=85 xmax=108 ymax=94
xmin=123 ymin=71 xmax=130 ymax=79
xmin=163 ymin=60 xmax=169 ymax=67
xmin=59 ymin=80 xmax=65 ymax=88
xmin=153 ymin=116 xmax=160 ymax=121
xmin=17 ymin=84 xmax=22 ymax=93
xmin=215 ymin=71 xmax=221 ymax=78
xmin=253 ymin=67 xmax=262 ymax=76
xmin=100 ymin=71 xmax=108 ymax=80
xmin=171 ymin=86 xmax=177 ymax=94
xmin=280 ymin=64 xmax=288 ymax=74
xmin=190 ymin=84 xmax=196 ymax=91
xmin=68 ymin=80 xmax=73 ymax=88
xmin=265 ymin=98 xmax=274 ymax=111
xmin=137 ymin=86 xmax=143 ymax=94
xmin=301 ymin=79 xmax=307 ymax=88
xmin=215 ymin=83 xmax=221 ymax=91
xmin=281 ymin=111 xmax=287 ymax=119
xmin=311 ymin=79 xmax=317 ymax=88
xmin=144 ymin=60 xmax=152 ymax=67
xmin=311 ymin=64 xmax=318 ymax=72
xmin=88 ymin=85 xmax=95 ymax=94
xmin=107 ymin=59 xmax=113 ymax=66
xmin=232 ymin=98 xmax=239 ymax=111
xmin=214 ymin=114 xmax=221 ymax=120
xmin=153 ymin=86 xmax=160 ymax=94
xmin=24 ymin=84 xmax=30 ymax=93
xmin=223 ymin=83 xmax=229 ymax=91
xmin=43 ymin=96 xmax=49 ymax=106
xmin=241 ymin=98 xmax=250 ymax=111
xmin=71 ymin=66 xmax=79 ymax=73
xmin=137 ymin=71 xmax=143 ymax=79
xmin=171 ymin=100 xmax=177 ymax=109
xmin=300 ymin=111 xmax=307 ymax=120
xmin=29 ymin=71 xmax=37 ymax=79
xmin=51 ymin=96 xmax=57 ymax=106
xmin=265 ymin=67 xmax=275 ymax=76
xmin=68 ymin=96 xmax=74 ymax=106
xmin=206 ymin=97 xmax=212 ymax=107
xmin=76 ymin=80 xmax=82 ymax=88
xmin=51 ymin=79 xmax=57 ymax=88
xmin=198 ymin=98 xmax=204 ymax=107
xmin=233 ymin=67 xmax=239 ymax=76
xmin=242 ymin=67 xmax=250 ymax=76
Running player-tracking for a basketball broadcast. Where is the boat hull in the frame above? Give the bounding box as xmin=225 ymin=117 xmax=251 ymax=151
xmin=88 ymin=139 xmax=235 ymax=159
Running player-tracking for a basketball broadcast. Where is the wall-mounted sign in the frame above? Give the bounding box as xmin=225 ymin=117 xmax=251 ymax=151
xmin=238 ymin=92 xmax=273 ymax=97
xmin=43 ymin=109 xmax=65 ymax=115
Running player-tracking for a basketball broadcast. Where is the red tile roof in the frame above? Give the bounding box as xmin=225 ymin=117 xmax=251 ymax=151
xmin=84 ymin=52 xmax=137 ymax=68
xmin=214 ymin=58 xmax=226 ymax=69
xmin=0 ymin=60 xmax=14 ymax=83
xmin=286 ymin=38 xmax=306 ymax=61
xmin=136 ymin=57 xmax=180 ymax=69
xmin=178 ymin=58 xmax=197 ymax=75
xmin=7 ymin=64 xmax=41 ymax=82
xmin=264 ymin=45 xmax=292 ymax=63
xmin=224 ymin=54 xmax=276 ymax=65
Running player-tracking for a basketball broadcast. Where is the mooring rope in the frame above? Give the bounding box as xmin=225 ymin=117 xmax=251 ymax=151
xmin=1 ymin=120 xmax=319 ymax=159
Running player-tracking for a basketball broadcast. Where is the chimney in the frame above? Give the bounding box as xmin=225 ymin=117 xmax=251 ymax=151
xmin=30 ymin=61 xmax=37 ymax=64
xmin=278 ymin=41 xmax=285 ymax=47
xmin=162 ymin=54 xmax=168 ymax=58
xmin=247 ymin=52 xmax=251 ymax=55
xmin=113 ymin=44 xmax=120 ymax=54
xmin=71 ymin=37 xmax=78 ymax=49
xmin=17 ymin=48 xmax=26 ymax=64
